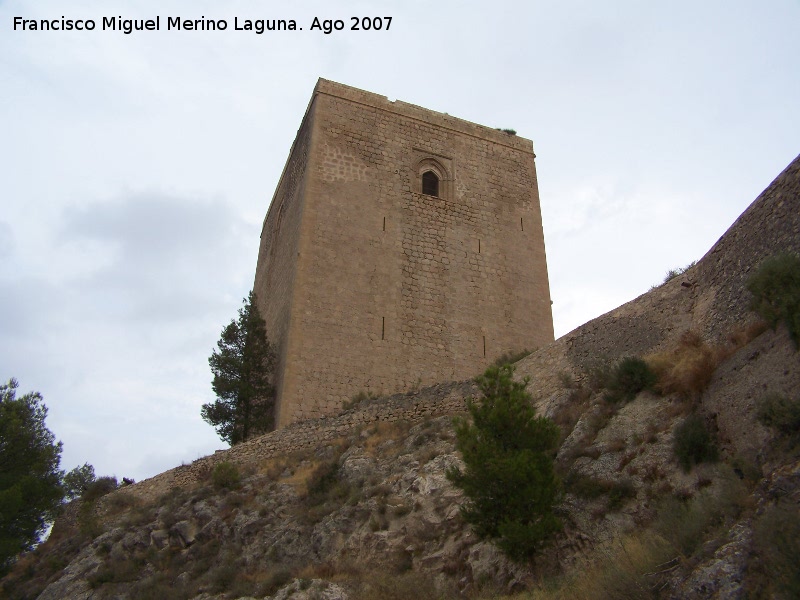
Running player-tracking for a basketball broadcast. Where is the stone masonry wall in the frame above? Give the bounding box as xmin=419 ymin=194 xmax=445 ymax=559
xmin=112 ymin=380 xmax=477 ymax=507
xmin=515 ymin=153 xmax=800 ymax=405
xmin=253 ymin=102 xmax=314 ymax=424
xmin=266 ymin=79 xmax=554 ymax=427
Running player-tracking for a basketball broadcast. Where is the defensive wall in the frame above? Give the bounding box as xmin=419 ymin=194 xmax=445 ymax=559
xmin=113 ymin=380 xmax=477 ymax=507
xmin=82 ymin=154 xmax=799 ymax=521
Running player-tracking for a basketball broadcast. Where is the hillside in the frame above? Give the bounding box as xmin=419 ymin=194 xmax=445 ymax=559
xmin=2 ymin=155 xmax=799 ymax=600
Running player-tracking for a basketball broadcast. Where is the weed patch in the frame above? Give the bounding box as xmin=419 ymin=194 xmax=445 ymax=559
xmin=646 ymin=331 xmax=717 ymax=397
xmin=746 ymin=253 xmax=800 ymax=347
xmin=757 ymin=393 xmax=800 ymax=442
xmin=751 ymin=499 xmax=800 ymax=598
xmin=564 ymin=472 xmax=636 ymax=511
xmin=673 ymin=414 xmax=718 ymax=472
xmin=604 ymin=357 xmax=657 ymax=403
xmin=492 ymin=348 xmax=532 ymax=366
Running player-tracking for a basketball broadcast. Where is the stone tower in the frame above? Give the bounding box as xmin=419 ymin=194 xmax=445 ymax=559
xmin=254 ymin=79 xmax=554 ymax=427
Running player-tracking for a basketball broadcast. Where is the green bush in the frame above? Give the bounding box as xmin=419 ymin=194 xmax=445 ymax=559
xmin=673 ymin=415 xmax=718 ymax=472
xmin=447 ymin=364 xmax=561 ymax=563
xmin=757 ymin=393 xmax=800 ymax=438
xmin=302 ymin=460 xmax=356 ymax=523
xmin=662 ymin=261 xmax=696 ymax=285
xmin=564 ymin=472 xmax=636 ymax=511
xmin=746 ymin=253 xmax=800 ymax=347
xmin=305 ymin=461 xmax=341 ymax=503
xmin=753 ymin=500 xmax=800 ymax=598
xmin=211 ymin=462 xmax=241 ymax=490
xmin=82 ymin=476 xmax=118 ymax=502
xmin=605 ymin=357 xmax=657 ymax=403
xmin=492 ymin=348 xmax=531 ymax=367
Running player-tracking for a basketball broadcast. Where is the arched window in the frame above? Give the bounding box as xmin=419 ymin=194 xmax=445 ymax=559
xmin=422 ymin=171 xmax=439 ymax=197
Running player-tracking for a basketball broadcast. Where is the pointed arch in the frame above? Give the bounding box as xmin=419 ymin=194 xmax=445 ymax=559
xmin=414 ymin=156 xmax=451 ymax=200
xmin=422 ymin=170 xmax=439 ymax=196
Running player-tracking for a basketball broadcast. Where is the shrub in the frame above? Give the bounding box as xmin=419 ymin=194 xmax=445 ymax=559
xmin=583 ymin=360 xmax=614 ymax=392
xmin=492 ymin=348 xmax=531 ymax=366
xmin=605 ymin=357 xmax=657 ymax=403
xmin=757 ymin=393 xmax=800 ymax=438
xmin=351 ymin=571 xmax=451 ymax=600
xmin=82 ymin=476 xmax=118 ymax=502
xmin=255 ymin=567 xmax=294 ymax=596
xmin=344 ymin=390 xmax=379 ymax=410
xmin=302 ymin=459 xmax=356 ymax=523
xmin=646 ymin=331 xmax=718 ymax=396
xmin=527 ymin=532 xmax=673 ymax=599
xmin=564 ymin=472 xmax=636 ymax=511
xmin=447 ymin=364 xmax=561 ymax=563
xmin=305 ymin=461 xmax=340 ymax=502
xmin=208 ymin=557 xmax=239 ymax=593
xmin=662 ymin=261 xmax=696 ymax=285
xmin=753 ymin=500 xmax=800 ymax=598
xmin=746 ymin=253 xmax=800 ymax=347
xmin=673 ymin=414 xmax=717 ymax=472
xmin=655 ymin=475 xmax=747 ymax=559
xmin=62 ymin=463 xmax=96 ymax=501
xmin=211 ymin=462 xmax=241 ymax=489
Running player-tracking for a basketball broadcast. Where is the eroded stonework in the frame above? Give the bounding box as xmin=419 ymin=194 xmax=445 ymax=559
xmin=254 ymin=79 xmax=554 ymax=427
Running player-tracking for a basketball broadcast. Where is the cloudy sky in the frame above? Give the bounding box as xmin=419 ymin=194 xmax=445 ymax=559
xmin=1 ymin=0 xmax=798 ymax=483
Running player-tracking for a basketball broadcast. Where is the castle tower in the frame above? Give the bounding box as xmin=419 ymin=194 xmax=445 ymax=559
xmin=254 ymin=79 xmax=554 ymax=427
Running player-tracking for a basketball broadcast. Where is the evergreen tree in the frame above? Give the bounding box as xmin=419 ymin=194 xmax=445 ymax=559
xmin=62 ymin=463 xmax=96 ymax=501
xmin=0 ymin=379 xmax=64 ymax=572
xmin=202 ymin=291 xmax=276 ymax=445
xmin=446 ymin=364 xmax=561 ymax=562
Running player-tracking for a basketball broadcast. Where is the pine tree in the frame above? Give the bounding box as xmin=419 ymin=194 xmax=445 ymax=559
xmin=202 ymin=292 xmax=276 ymax=445
xmin=0 ymin=379 xmax=64 ymax=572
xmin=446 ymin=364 xmax=561 ymax=562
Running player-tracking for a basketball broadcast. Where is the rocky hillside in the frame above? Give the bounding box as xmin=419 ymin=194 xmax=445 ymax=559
xmin=2 ymin=155 xmax=799 ymax=600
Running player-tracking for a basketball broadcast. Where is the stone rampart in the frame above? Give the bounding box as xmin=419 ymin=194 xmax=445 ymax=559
xmin=517 ymin=153 xmax=800 ymax=404
xmin=115 ymin=380 xmax=477 ymax=506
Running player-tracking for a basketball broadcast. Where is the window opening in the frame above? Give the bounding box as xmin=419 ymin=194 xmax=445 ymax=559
xmin=382 ymin=317 xmax=385 ymax=340
xmin=483 ymin=336 xmax=486 ymax=357
xmin=422 ymin=171 xmax=439 ymax=196
xmin=521 ymin=217 xmax=524 ymax=231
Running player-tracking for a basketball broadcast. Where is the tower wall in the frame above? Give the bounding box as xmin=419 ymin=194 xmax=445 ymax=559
xmin=256 ymin=79 xmax=554 ymax=427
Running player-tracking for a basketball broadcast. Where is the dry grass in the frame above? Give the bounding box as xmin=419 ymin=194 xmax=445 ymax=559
xmin=518 ymin=531 xmax=674 ymax=600
xmin=750 ymin=499 xmax=800 ymax=597
xmin=564 ymin=472 xmax=637 ymax=511
xmin=645 ymin=331 xmax=718 ymax=396
xmin=551 ymin=387 xmax=592 ymax=441
xmin=259 ymin=447 xmax=314 ymax=480
xmin=364 ymin=420 xmax=413 ymax=457
xmin=726 ymin=320 xmax=769 ymax=348
xmin=646 ymin=325 xmax=767 ymax=398
xmin=349 ymin=570 xmax=456 ymax=600
xmin=557 ymin=401 xmax=619 ymax=470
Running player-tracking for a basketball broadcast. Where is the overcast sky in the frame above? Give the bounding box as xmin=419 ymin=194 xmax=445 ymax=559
xmin=1 ymin=0 xmax=798 ymax=483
